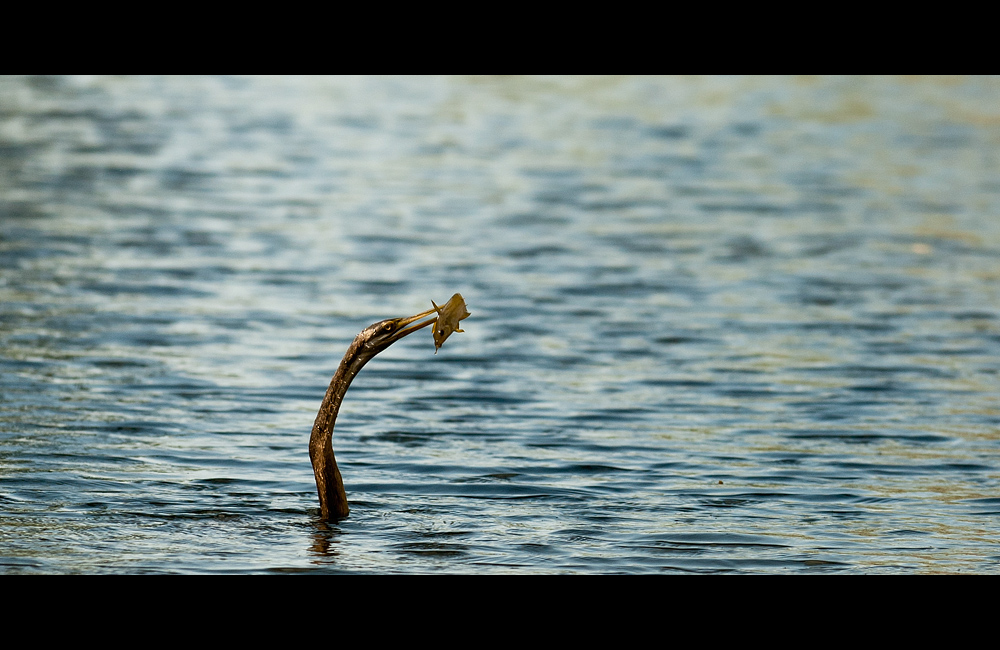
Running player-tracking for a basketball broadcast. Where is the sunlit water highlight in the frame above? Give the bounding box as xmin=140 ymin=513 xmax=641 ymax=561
xmin=1 ymin=76 xmax=999 ymax=573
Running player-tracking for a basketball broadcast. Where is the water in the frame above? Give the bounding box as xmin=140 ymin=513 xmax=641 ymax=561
xmin=1 ymin=75 xmax=999 ymax=573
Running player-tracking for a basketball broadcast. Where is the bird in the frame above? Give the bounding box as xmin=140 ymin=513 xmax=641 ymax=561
xmin=308 ymin=306 xmax=441 ymax=521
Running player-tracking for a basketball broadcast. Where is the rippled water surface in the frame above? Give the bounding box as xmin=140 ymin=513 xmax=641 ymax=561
xmin=2 ymin=76 xmax=999 ymax=573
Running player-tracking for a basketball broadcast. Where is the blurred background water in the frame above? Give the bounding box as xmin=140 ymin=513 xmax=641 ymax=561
xmin=1 ymin=75 xmax=998 ymax=573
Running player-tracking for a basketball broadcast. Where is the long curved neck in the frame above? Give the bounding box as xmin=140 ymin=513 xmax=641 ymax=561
xmin=309 ymin=336 xmax=373 ymax=521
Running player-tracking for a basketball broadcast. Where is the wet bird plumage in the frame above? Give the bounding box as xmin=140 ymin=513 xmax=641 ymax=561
xmin=308 ymin=302 xmax=466 ymax=520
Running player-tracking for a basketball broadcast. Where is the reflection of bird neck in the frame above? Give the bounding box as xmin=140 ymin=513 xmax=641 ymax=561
xmin=309 ymin=335 xmax=375 ymax=521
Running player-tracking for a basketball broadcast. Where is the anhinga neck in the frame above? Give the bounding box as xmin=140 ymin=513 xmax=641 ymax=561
xmin=309 ymin=337 xmax=373 ymax=521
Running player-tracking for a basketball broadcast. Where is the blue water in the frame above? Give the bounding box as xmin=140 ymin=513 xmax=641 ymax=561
xmin=1 ymin=76 xmax=999 ymax=573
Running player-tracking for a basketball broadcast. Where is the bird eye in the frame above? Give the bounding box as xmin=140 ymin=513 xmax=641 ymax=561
xmin=383 ymin=322 xmax=395 ymax=333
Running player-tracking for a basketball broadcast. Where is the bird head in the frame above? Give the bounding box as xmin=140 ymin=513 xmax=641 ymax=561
xmin=356 ymin=307 xmax=439 ymax=360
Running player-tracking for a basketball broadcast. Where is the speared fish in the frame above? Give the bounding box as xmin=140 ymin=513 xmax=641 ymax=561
xmin=431 ymin=293 xmax=470 ymax=353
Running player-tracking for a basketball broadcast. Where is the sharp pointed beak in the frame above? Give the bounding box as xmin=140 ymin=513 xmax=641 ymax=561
xmin=391 ymin=307 xmax=438 ymax=341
